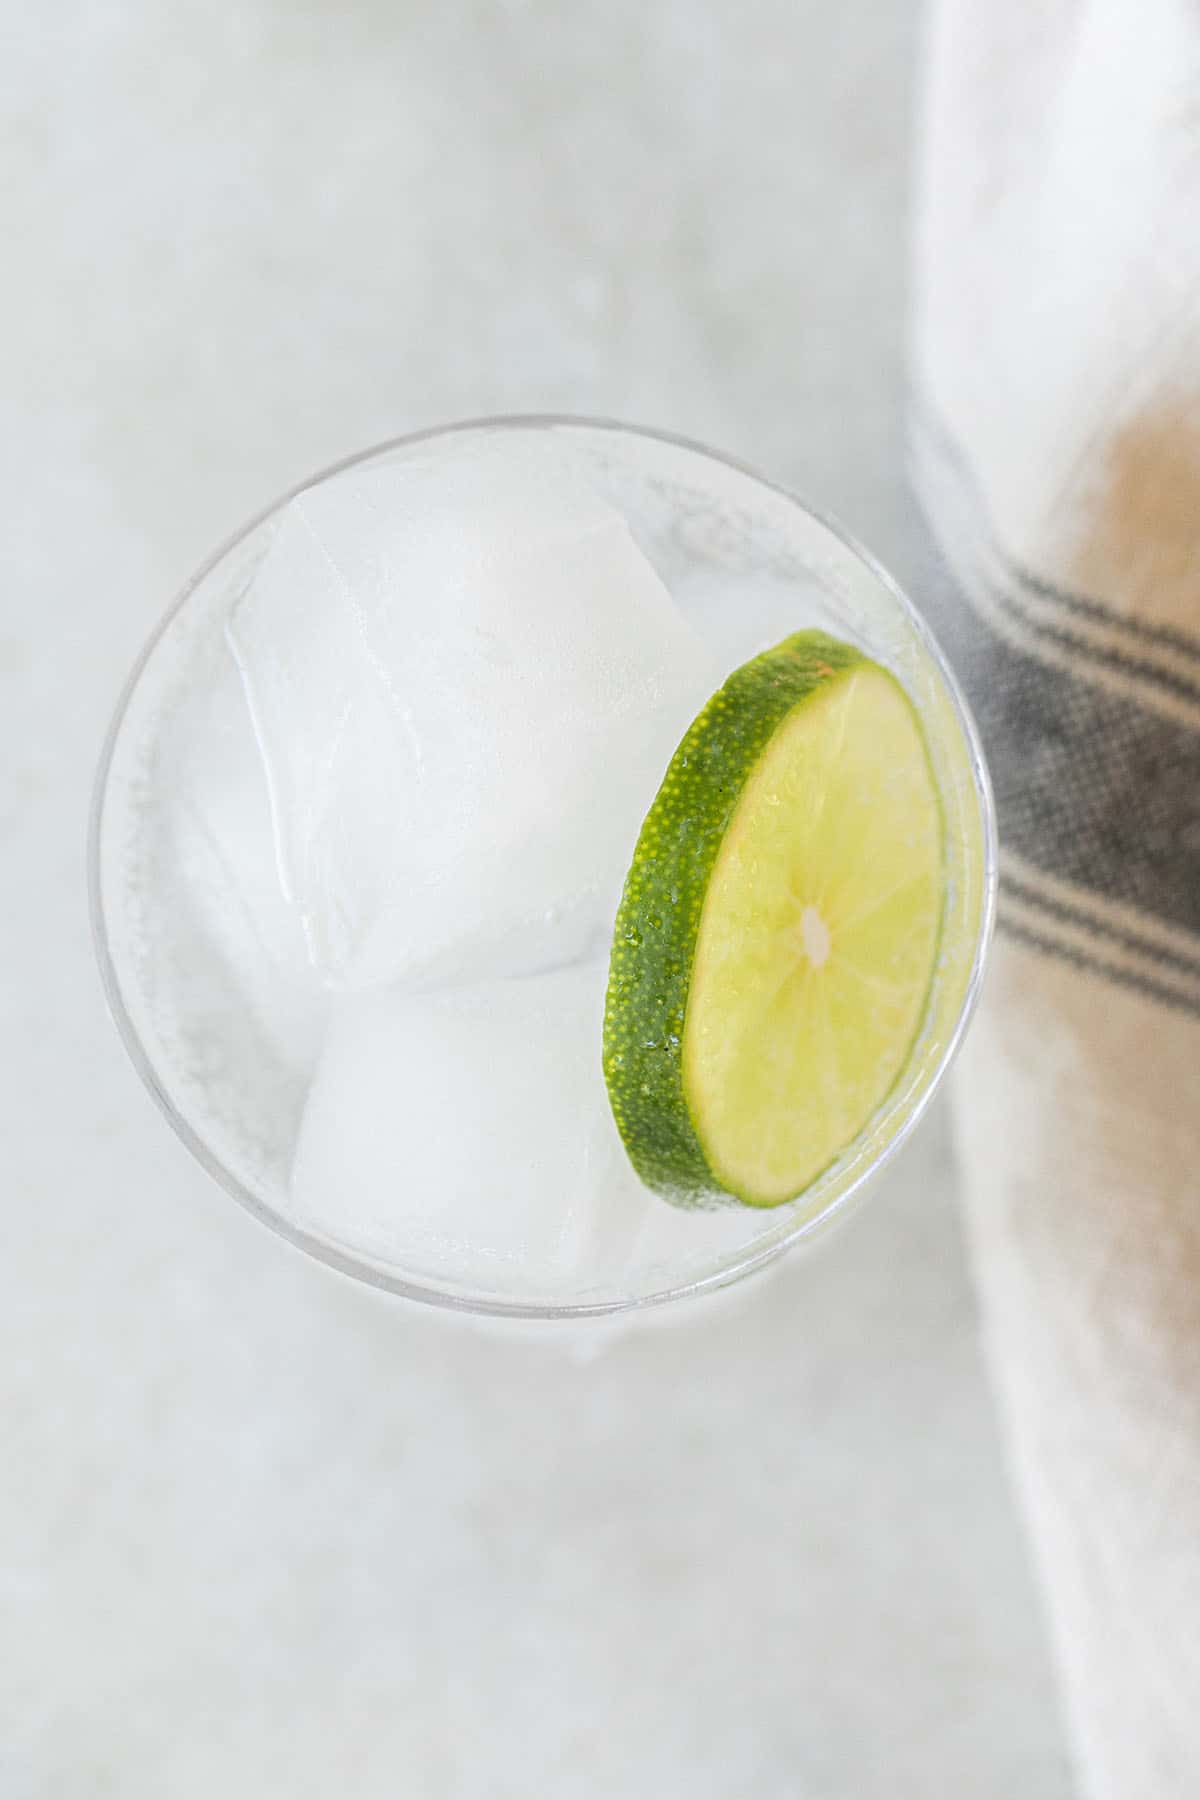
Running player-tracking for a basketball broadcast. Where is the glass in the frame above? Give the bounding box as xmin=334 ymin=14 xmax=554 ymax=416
xmin=89 ymin=417 xmax=996 ymax=1319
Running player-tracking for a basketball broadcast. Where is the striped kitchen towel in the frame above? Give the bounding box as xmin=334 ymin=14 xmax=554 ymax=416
xmin=911 ymin=2 xmax=1200 ymax=1794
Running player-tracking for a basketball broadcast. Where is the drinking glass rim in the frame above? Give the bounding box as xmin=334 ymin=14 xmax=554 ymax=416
xmin=88 ymin=412 xmax=998 ymax=1321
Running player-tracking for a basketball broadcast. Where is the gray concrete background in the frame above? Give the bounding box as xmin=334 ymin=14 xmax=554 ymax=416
xmin=3 ymin=4 xmax=1074 ymax=1793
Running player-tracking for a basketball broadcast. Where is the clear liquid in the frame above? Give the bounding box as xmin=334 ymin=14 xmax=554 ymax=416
xmin=95 ymin=423 xmax=989 ymax=1312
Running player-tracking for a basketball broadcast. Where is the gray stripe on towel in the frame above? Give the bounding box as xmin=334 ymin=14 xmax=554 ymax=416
xmin=909 ymin=414 xmax=1200 ymax=949
xmin=999 ymin=915 xmax=1200 ymax=1018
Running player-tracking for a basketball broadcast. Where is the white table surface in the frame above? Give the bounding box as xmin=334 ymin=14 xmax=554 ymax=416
xmin=3 ymin=4 xmax=1074 ymax=1794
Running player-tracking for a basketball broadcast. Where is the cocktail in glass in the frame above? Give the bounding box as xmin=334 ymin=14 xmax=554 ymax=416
xmin=90 ymin=418 xmax=995 ymax=1320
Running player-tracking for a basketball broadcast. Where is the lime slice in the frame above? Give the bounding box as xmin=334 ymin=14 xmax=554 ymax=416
xmin=603 ymin=631 xmax=944 ymax=1208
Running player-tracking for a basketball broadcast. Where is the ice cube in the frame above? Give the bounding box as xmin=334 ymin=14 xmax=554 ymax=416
xmin=289 ymin=959 xmax=659 ymax=1293
xmin=227 ymin=437 xmax=721 ymax=988
xmin=289 ymin=952 xmax=773 ymax=1296
xmin=161 ymin=641 xmax=331 ymax=1076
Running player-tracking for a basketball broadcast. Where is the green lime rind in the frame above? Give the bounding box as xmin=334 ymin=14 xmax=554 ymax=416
xmin=602 ymin=629 xmax=865 ymax=1208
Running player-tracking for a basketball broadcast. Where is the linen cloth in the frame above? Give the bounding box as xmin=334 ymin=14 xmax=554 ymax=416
xmin=912 ymin=3 xmax=1200 ymax=1793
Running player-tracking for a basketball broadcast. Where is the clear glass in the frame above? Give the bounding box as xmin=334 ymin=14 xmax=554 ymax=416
xmin=90 ymin=417 xmax=996 ymax=1319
